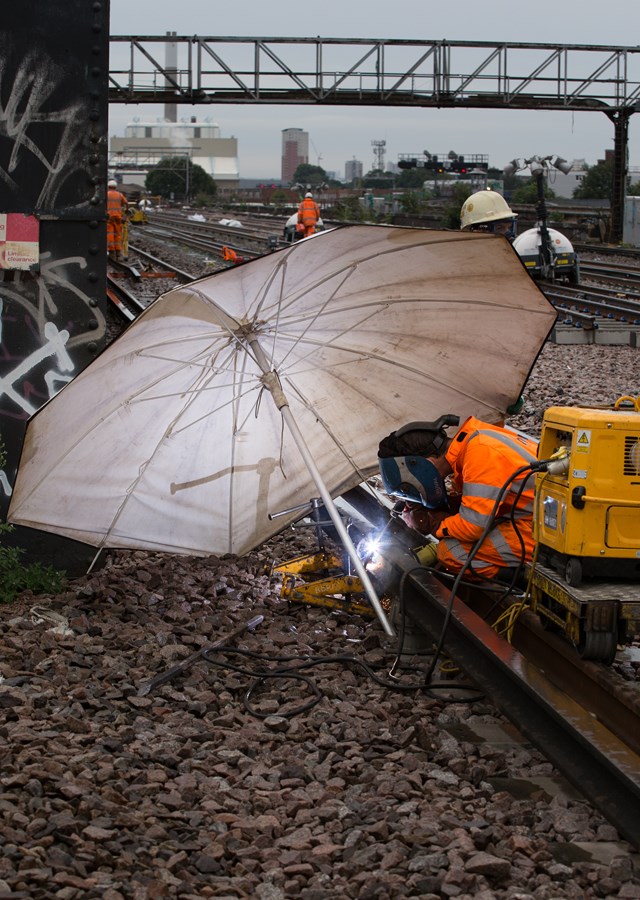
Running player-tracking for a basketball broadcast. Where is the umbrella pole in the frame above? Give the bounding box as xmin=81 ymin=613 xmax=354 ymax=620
xmin=248 ymin=339 xmax=395 ymax=637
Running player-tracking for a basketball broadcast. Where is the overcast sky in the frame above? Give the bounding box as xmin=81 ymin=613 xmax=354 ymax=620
xmin=109 ymin=0 xmax=640 ymax=179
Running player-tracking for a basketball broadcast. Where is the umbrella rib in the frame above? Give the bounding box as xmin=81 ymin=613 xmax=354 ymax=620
xmin=87 ymin=361 xmax=221 ymax=551
xmin=275 ymin=293 xmax=549 ymax=330
xmin=252 ymin=232 xmax=509 ymax=318
xmin=267 ymin=266 xmax=359 ymax=374
xmin=282 ymin=338 xmax=505 ymax=414
xmin=284 ymin=377 xmax=371 ymax=485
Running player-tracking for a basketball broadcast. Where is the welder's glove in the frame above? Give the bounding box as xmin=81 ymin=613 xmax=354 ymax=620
xmin=402 ymin=503 xmax=449 ymax=537
xmin=413 ymin=542 xmax=438 ymax=567
xmin=401 ymin=502 xmax=432 ymax=534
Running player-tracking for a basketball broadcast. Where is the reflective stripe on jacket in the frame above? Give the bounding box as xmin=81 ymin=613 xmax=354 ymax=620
xmin=435 ymin=415 xmax=538 ymax=566
xmin=107 ymin=189 xmax=127 ymax=219
xmin=298 ymin=198 xmax=320 ymax=227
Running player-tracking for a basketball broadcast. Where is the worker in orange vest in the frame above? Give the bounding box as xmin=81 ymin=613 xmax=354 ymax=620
xmin=221 ymin=246 xmax=245 ymax=265
xmin=297 ymin=192 xmax=321 ymax=237
xmin=106 ymin=179 xmax=128 ymax=259
xmin=378 ymin=415 xmax=538 ymax=582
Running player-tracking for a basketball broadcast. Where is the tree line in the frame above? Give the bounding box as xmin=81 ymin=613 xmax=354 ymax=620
xmin=141 ymin=155 xmax=637 ymax=205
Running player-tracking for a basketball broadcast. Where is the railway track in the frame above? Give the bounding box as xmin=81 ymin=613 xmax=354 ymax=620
xmin=542 ymin=283 xmax=640 ymax=329
xmin=143 ymin=210 xmax=282 ymax=260
xmin=342 ymin=488 xmax=640 ymax=849
xmin=107 ymin=242 xmax=203 ymax=324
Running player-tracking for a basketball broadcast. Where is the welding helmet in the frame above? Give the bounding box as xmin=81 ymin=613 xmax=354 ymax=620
xmin=460 ymin=190 xmax=517 ymax=239
xmin=378 ymin=455 xmax=450 ymax=510
xmin=377 ymin=415 xmax=460 ymax=510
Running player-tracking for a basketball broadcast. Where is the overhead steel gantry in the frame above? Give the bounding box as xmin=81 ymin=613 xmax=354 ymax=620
xmin=108 ymin=37 xmax=640 ymax=242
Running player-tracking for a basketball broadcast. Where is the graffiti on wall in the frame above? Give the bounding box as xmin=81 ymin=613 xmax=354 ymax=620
xmin=0 ymin=48 xmax=91 ymax=210
xmin=0 ymin=28 xmax=107 ymax=516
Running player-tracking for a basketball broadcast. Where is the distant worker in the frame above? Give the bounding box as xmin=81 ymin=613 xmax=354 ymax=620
xmin=106 ymin=179 xmax=128 ymax=259
xmin=460 ymin=189 xmax=517 ymax=241
xmin=297 ymin=192 xmax=321 ymax=238
xmin=378 ymin=414 xmax=538 ymax=582
xmin=221 ymin=246 xmax=245 ymax=265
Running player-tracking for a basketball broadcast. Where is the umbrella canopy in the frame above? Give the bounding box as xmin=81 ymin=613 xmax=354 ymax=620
xmin=9 ymin=225 xmax=555 ymax=560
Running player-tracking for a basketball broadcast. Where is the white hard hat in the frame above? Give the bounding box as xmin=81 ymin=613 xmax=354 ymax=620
xmin=108 ymin=179 xmax=117 ymax=188
xmin=305 ymin=192 xmax=313 ymax=198
xmin=460 ymin=190 xmax=516 ymax=231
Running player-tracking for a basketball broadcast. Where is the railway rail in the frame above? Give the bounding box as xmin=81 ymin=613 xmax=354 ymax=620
xmin=340 ymin=487 xmax=640 ymax=849
xmin=144 ymin=210 xmax=282 ymax=259
xmin=542 ymin=283 xmax=640 ymax=329
xmin=579 ymin=262 xmax=640 ymax=293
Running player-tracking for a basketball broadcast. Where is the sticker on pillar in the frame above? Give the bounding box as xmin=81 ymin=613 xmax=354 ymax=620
xmin=0 ymin=214 xmax=40 ymax=271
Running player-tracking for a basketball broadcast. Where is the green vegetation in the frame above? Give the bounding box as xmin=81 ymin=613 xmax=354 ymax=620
xmin=145 ymin=156 xmax=217 ymax=203
xmin=0 ymin=442 xmax=66 ymax=603
xmin=331 ymin=196 xmax=370 ymax=222
xmin=510 ymin=180 xmax=557 ymax=204
xmin=573 ymin=160 xmax=612 ymax=200
xmin=395 ymin=168 xmax=431 ymax=190
xmin=292 ymin=164 xmax=329 ymax=188
xmin=440 ymin=182 xmax=475 ymax=229
xmin=0 ymin=524 xmax=67 ymax=603
xmin=398 ymin=192 xmax=427 ymax=216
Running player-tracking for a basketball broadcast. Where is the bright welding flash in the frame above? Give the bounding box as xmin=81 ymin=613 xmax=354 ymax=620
xmin=363 ymin=535 xmax=381 ymax=557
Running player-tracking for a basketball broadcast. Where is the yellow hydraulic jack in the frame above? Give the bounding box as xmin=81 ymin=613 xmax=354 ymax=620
xmin=269 ymin=498 xmax=378 ymax=619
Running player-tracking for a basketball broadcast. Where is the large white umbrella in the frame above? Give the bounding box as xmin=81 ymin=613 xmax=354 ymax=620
xmin=9 ymin=225 xmax=556 ymax=634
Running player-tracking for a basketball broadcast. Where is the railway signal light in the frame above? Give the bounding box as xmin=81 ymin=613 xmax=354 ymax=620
xmin=449 ymin=156 xmax=467 ymax=174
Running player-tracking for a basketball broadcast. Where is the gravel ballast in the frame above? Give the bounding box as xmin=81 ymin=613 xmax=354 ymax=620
xmin=3 ymin=279 xmax=640 ymax=897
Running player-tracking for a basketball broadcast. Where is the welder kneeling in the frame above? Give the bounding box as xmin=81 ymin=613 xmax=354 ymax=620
xmin=378 ymin=414 xmax=539 ymax=582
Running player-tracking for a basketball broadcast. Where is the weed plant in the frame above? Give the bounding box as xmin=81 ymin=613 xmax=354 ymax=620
xmin=0 ymin=441 xmax=66 ymax=603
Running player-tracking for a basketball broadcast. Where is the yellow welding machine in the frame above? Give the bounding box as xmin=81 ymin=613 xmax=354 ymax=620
xmin=534 ymin=400 xmax=640 ymax=586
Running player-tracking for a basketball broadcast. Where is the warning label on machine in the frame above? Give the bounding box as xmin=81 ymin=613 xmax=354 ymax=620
xmin=575 ymin=429 xmax=591 ymax=453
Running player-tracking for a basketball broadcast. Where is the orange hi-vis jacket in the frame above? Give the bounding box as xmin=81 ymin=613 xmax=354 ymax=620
xmin=107 ymin=189 xmax=127 ymax=220
xmin=106 ymin=188 xmax=128 ymax=255
xmin=434 ymin=415 xmax=538 ymax=579
xmin=297 ymin=197 xmax=320 ymax=228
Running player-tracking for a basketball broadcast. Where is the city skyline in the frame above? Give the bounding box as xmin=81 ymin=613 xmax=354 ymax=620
xmin=108 ymin=0 xmax=640 ymax=179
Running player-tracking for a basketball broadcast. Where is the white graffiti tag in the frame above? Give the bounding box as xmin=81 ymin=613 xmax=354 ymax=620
xmin=0 ymin=48 xmax=89 ymax=208
xmin=0 ymin=470 xmax=11 ymax=497
xmin=0 ymin=318 xmax=74 ymax=416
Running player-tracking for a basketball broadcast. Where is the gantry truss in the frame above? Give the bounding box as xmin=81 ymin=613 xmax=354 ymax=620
xmin=108 ymin=36 xmax=640 ymax=241
xmin=108 ymin=37 xmax=640 ymax=111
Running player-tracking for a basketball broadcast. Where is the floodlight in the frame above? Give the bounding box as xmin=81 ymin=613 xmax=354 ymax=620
xmin=447 ymin=150 xmax=458 ymax=160
xmin=529 ymin=158 xmax=544 ymax=177
xmin=551 ymin=155 xmax=572 ymax=174
xmin=423 ymin=150 xmax=431 ymax=159
xmin=502 ymin=158 xmax=527 ymax=175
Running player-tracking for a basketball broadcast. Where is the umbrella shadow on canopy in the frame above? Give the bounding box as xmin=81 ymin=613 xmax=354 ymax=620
xmin=8 ymin=224 xmax=557 ymax=634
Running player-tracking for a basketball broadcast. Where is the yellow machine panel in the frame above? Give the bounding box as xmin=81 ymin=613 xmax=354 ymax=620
xmin=534 ymin=402 xmax=640 ymax=586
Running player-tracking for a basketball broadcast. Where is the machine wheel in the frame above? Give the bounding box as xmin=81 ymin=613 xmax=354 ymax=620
xmin=565 ymin=557 xmax=583 ymax=588
xmin=577 ymin=629 xmax=618 ymax=665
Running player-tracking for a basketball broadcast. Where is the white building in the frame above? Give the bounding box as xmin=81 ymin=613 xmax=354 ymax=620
xmin=110 ymin=118 xmax=239 ymax=188
xmin=545 ymin=159 xmax=589 ymax=199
